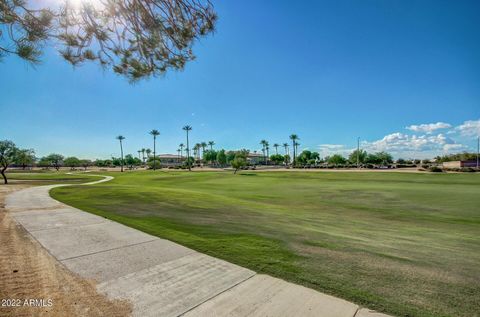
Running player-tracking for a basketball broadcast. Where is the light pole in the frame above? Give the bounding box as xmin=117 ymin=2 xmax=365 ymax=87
xmin=183 ymin=125 xmax=192 ymax=171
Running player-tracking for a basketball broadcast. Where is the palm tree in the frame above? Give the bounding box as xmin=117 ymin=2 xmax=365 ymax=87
xmin=201 ymin=142 xmax=207 ymax=160
xmin=146 ymin=148 xmax=152 ymax=158
xmin=265 ymin=141 xmax=270 ymax=163
xmin=149 ymin=129 xmax=160 ymax=170
xmin=179 ymin=143 xmax=185 ymax=158
xmin=260 ymin=140 xmax=267 ymax=164
xmin=283 ymin=143 xmax=289 ymax=163
xmin=116 ymin=135 xmax=125 ymax=172
xmin=194 ymin=143 xmax=201 ymax=160
xmin=182 ymin=125 xmax=192 ymax=171
xmin=137 ymin=150 xmax=142 ymax=160
xmin=141 ymin=148 xmax=146 ymax=164
xmin=208 ymin=141 xmax=215 ymax=151
xmin=273 ymin=143 xmax=279 ymax=155
xmin=289 ymin=134 xmax=299 ymax=165
xmin=177 ymin=148 xmax=181 ymax=162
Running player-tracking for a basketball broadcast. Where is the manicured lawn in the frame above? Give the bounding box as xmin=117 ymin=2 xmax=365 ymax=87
xmin=48 ymin=171 xmax=479 ymax=317
xmin=6 ymin=171 xmax=103 ymax=185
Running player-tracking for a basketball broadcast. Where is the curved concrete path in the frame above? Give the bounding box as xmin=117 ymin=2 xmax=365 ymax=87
xmin=5 ymin=174 xmax=391 ymax=317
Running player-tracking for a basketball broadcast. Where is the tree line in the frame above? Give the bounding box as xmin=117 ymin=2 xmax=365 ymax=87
xmin=2 ymin=133 xmax=478 ymax=184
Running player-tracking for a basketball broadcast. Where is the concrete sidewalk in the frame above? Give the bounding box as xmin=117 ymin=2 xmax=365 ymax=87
xmin=5 ymin=176 xmax=391 ymax=317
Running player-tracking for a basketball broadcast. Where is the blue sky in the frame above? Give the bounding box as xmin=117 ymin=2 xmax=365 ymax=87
xmin=1 ymin=0 xmax=479 ymax=159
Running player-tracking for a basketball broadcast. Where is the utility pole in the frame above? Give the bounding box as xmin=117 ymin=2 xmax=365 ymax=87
xmin=357 ymin=137 xmax=360 ymax=168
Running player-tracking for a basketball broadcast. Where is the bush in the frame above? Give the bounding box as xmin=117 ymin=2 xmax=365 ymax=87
xmin=396 ymin=164 xmax=416 ymax=168
xmin=429 ymin=166 xmax=443 ymax=173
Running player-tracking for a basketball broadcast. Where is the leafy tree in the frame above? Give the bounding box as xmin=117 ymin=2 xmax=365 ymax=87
xmin=1 ymin=0 xmax=217 ymax=82
xmin=183 ymin=156 xmax=195 ymax=167
xmin=297 ymin=150 xmax=320 ymax=165
xmin=284 ymin=154 xmax=291 ymax=165
xmin=80 ymin=159 xmax=92 ymax=170
xmin=435 ymin=152 xmax=478 ymax=163
xmin=328 ymin=154 xmax=347 ymax=166
xmin=125 ymin=154 xmax=141 ymax=169
xmin=270 ymin=154 xmax=284 ymax=165
xmin=111 ymin=157 xmax=123 ymax=167
xmin=14 ymin=148 xmax=35 ymax=169
xmin=44 ymin=153 xmax=64 ymax=171
xmin=348 ymin=149 xmax=367 ymax=165
xmin=376 ymin=151 xmax=393 ymax=165
xmin=0 ymin=140 xmax=18 ymax=184
xmin=365 ymin=153 xmax=380 ymax=165
xmin=396 ymin=158 xmax=406 ymax=164
xmin=38 ymin=157 xmax=52 ymax=169
xmin=204 ymin=150 xmax=217 ymax=164
xmin=226 ymin=151 xmax=236 ymax=163
xmin=94 ymin=159 xmax=105 ymax=167
xmin=216 ymin=149 xmax=227 ymax=166
xmin=149 ymin=129 xmax=160 ymax=170
xmin=64 ymin=156 xmax=81 ymax=170
xmin=231 ymin=153 xmax=247 ymax=174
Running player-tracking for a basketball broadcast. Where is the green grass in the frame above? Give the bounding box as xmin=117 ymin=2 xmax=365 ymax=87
xmin=47 ymin=171 xmax=479 ymax=317
xmin=6 ymin=171 xmax=103 ymax=185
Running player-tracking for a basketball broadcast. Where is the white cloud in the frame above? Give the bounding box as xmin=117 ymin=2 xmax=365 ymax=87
xmin=313 ymin=119 xmax=477 ymax=159
xmin=406 ymin=122 xmax=451 ymax=134
xmin=318 ymin=144 xmax=354 ymax=157
xmin=361 ymin=132 xmax=466 ymax=158
xmin=318 ymin=144 xmax=345 ymax=150
xmin=454 ymin=119 xmax=480 ymax=137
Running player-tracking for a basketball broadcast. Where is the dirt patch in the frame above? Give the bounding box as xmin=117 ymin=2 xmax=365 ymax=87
xmin=0 ymin=185 xmax=132 ymax=317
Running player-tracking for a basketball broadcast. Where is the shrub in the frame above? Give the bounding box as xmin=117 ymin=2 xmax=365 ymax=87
xmin=429 ymin=166 xmax=443 ymax=173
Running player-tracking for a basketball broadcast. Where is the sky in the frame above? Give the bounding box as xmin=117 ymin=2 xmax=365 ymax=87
xmin=1 ymin=0 xmax=479 ymax=159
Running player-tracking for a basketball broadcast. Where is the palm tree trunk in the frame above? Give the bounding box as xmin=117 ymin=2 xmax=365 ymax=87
xmin=120 ymin=140 xmax=124 ymax=172
xmin=186 ymin=132 xmax=191 ymax=171
xmin=153 ymin=136 xmax=156 ymax=170
xmin=292 ymin=141 xmax=295 ymax=166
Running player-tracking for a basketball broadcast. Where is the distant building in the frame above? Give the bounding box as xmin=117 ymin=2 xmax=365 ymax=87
xmin=442 ymin=160 xmax=478 ymax=168
xmin=158 ymin=154 xmax=185 ymax=166
xmin=247 ymin=152 xmax=265 ymax=165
